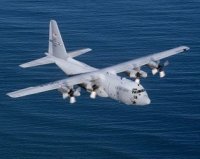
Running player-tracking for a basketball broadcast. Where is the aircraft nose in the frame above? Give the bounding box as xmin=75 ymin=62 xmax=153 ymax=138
xmin=134 ymin=95 xmax=151 ymax=105
xmin=145 ymin=97 xmax=151 ymax=105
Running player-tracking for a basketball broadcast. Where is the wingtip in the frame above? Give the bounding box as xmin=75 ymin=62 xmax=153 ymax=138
xmin=182 ymin=46 xmax=190 ymax=51
xmin=7 ymin=93 xmax=16 ymax=98
xmin=19 ymin=64 xmax=26 ymax=68
xmin=87 ymin=48 xmax=92 ymax=52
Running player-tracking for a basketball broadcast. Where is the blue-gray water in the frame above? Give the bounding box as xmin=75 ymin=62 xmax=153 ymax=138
xmin=1 ymin=0 xmax=200 ymax=158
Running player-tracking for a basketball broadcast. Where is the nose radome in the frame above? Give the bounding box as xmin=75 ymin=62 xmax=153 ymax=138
xmin=145 ymin=97 xmax=151 ymax=105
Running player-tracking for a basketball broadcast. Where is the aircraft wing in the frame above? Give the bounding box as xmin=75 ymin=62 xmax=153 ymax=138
xmin=103 ymin=46 xmax=189 ymax=73
xmin=7 ymin=72 xmax=99 ymax=98
xmin=7 ymin=46 xmax=189 ymax=98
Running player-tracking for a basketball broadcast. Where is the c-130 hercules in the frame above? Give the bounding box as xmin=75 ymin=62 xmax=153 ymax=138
xmin=7 ymin=20 xmax=190 ymax=105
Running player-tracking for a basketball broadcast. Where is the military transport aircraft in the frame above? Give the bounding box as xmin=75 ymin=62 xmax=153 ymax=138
xmin=7 ymin=20 xmax=189 ymax=105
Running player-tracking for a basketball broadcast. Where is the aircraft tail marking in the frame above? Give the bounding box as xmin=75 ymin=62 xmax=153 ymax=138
xmin=49 ymin=20 xmax=68 ymax=59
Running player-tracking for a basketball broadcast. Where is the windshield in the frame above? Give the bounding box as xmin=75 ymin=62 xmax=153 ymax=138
xmin=132 ymin=88 xmax=145 ymax=94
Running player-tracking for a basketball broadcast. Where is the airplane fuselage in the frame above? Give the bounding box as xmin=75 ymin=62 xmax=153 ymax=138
xmin=96 ymin=73 xmax=151 ymax=105
xmin=54 ymin=56 xmax=151 ymax=105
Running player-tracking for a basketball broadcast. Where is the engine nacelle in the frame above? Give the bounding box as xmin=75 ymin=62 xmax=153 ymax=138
xmin=148 ymin=61 xmax=159 ymax=68
xmin=127 ymin=69 xmax=147 ymax=83
xmin=128 ymin=70 xmax=147 ymax=78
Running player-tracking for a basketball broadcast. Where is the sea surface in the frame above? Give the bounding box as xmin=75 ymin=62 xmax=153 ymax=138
xmin=0 ymin=0 xmax=200 ymax=158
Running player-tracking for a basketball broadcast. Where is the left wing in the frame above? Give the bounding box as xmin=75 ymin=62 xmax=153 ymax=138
xmin=7 ymin=71 xmax=100 ymax=98
xmin=102 ymin=46 xmax=189 ymax=74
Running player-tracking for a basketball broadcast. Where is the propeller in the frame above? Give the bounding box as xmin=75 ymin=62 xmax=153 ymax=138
xmin=90 ymin=85 xmax=98 ymax=99
xmin=67 ymin=89 xmax=77 ymax=104
xmin=128 ymin=69 xmax=147 ymax=84
xmin=150 ymin=60 xmax=169 ymax=78
xmin=69 ymin=96 xmax=76 ymax=104
xmin=158 ymin=60 xmax=169 ymax=78
xmin=61 ymin=87 xmax=81 ymax=103
xmin=134 ymin=73 xmax=144 ymax=84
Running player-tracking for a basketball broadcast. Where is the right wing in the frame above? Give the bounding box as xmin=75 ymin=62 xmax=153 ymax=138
xmin=7 ymin=71 xmax=100 ymax=98
xmin=102 ymin=46 xmax=189 ymax=73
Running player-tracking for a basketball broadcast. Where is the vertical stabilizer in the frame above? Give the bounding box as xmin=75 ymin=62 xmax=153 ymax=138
xmin=49 ymin=20 xmax=68 ymax=59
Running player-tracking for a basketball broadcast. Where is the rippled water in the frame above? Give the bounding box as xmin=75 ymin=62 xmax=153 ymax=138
xmin=0 ymin=0 xmax=200 ymax=158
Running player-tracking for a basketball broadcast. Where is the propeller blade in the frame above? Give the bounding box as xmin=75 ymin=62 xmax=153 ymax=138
xmin=159 ymin=71 xmax=166 ymax=78
xmin=135 ymin=78 xmax=140 ymax=84
xmin=62 ymin=93 xmax=69 ymax=99
xmin=140 ymin=70 xmax=148 ymax=78
xmin=69 ymin=96 xmax=76 ymax=104
xmin=90 ymin=91 xmax=97 ymax=99
xmin=164 ymin=60 xmax=169 ymax=67
xmin=74 ymin=87 xmax=81 ymax=96
xmin=152 ymin=68 xmax=158 ymax=75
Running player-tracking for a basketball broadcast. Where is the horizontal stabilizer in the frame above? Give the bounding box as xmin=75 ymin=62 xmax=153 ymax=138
xmin=68 ymin=48 xmax=92 ymax=58
xmin=20 ymin=56 xmax=54 ymax=68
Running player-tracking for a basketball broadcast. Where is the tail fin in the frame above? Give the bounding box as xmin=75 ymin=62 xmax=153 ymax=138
xmin=19 ymin=20 xmax=92 ymax=68
xmin=49 ymin=20 xmax=68 ymax=59
xmin=20 ymin=20 xmax=68 ymax=68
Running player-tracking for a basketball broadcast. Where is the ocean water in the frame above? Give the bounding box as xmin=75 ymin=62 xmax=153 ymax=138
xmin=0 ymin=0 xmax=200 ymax=158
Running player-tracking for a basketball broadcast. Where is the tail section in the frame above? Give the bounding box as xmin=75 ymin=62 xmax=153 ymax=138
xmin=48 ymin=20 xmax=68 ymax=59
xmin=20 ymin=20 xmax=92 ymax=69
xmin=20 ymin=20 xmax=68 ymax=68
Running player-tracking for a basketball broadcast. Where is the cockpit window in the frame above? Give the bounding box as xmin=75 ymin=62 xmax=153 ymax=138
xmin=132 ymin=88 xmax=145 ymax=94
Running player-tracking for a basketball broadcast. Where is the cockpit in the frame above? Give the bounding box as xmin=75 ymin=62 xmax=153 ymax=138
xmin=132 ymin=88 xmax=145 ymax=94
xmin=131 ymin=87 xmax=150 ymax=105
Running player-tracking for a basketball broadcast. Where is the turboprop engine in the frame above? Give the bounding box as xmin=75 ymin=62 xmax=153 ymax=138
xmin=84 ymin=82 xmax=108 ymax=99
xmin=59 ymin=86 xmax=81 ymax=104
xmin=148 ymin=60 xmax=169 ymax=78
xmin=127 ymin=69 xmax=147 ymax=84
xmin=84 ymin=83 xmax=99 ymax=99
